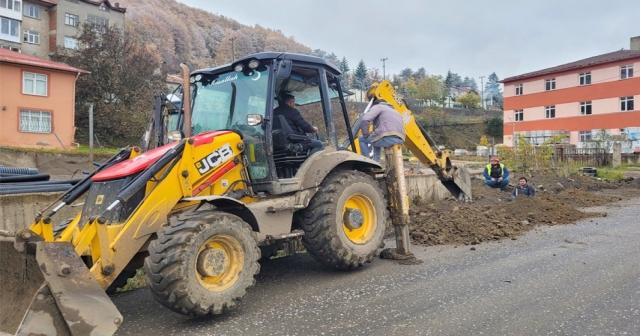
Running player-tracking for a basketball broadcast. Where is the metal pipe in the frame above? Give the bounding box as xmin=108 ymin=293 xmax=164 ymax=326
xmin=180 ymin=64 xmax=192 ymax=138
xmin=89 ymin=104 xmax=94 ymax=173
xmin=384 ymin=144 xmax=411 ymax=255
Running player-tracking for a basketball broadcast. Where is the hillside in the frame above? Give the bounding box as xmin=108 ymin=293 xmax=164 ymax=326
xmin=118 ymin=0 xmax=313 ymax=70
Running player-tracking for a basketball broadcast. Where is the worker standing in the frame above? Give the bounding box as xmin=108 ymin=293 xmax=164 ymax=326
xmin=483 ymin=156 xmax=510 ymax=191
xmin=358 ymin=99 xmax=406 ymax=162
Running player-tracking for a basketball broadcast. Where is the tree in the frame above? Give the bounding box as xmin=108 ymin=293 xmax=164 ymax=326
xmin=486 ymin=115 xmax=504 ymax=138
xmin=478 ymin=135 xmax=491 ymax=147
xmin=414 ymin=67 xmax=427 ymax=81
xmin=338 ymin=57 xmax=350 ymax=89
xmin=52 ymin=24 xmax=166 ymax=147
xmin=404 ymin=76 xmax=418 ymax=98
xmin=399 ymin=68 xmax=413 ymax=82
xmin=485 ymin=72 xmax=503 ymax=109
xmin=416 ymin=75 xmax=445 ymax=106
xmin=456 ymin=92 xmax=481 ymax=109
xmin=354 ymin=60 xmax=368 ymax=89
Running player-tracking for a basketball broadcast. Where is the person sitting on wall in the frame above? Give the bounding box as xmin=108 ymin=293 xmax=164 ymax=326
xmin=483 ymin=156 xmax=510 ymax=191
xmin=510 ymin=177 xmax=535 ymax=200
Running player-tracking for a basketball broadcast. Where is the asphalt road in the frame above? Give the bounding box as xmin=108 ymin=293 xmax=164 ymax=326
xmin=113 ymin=197 xmax=640 ymax=336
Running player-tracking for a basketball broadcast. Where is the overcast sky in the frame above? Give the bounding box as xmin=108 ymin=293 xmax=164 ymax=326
xmin=180 ymin=0 xmax=639 ymax=83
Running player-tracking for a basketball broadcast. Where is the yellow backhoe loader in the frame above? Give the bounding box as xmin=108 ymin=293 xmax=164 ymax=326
xmin=0 ymin=53 xmax=471 ymax=335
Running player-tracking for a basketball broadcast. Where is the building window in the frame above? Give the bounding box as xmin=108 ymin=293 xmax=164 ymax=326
xmin=580 ymin=101 xmax=592 ymax=115
xmin=64 ymin=36 xmax=78 ymax=49
xmin=545 ymin=78 xmax=556 ymax=91
xmin=87 ymin=14 xmax=109 ymax=32
xmin=579 ymin=131 xmax=592 ymax=142
xmin=23 ymin=72 xmax=47 ymax=96
xmin=621 ymin=65 xmax=633 ymax=79
xmin=545 ymin=106 xmax=555 ymax=118
xmin=0 ymin=17 xmax=20 ymax=40
xmin=19 ymin=109 xmax=51 ymax=133
xmin=621 ymin=96 xmax=634 ymax=111
xmin=515 ymin=84 xmax=523 ymax=96
xmin=65 ymin=13 xmax=79 ymax=26
xmin=23 ymin=3 xmax=39 ymax=18
xmin=23 ymin=30 xmax=39 ymax=44
xmin=0 ymin=0 xmax=21 ymax=12
xmin=579 ymin=72 xmax=591 ymax=85
xmin=514 ymin=110 xmax=523 ymax=121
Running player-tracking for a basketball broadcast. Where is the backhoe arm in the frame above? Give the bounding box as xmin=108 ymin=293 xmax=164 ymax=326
xmin=364 ymin=80 xmax=472 ymax=200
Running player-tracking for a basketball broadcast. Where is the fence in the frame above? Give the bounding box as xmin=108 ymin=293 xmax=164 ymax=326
xmin=556 ymin=147 xmax=609 ymax=167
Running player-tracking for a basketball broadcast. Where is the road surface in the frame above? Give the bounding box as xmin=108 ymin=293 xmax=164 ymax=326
xmin=113 ymin=197 xmax=640 ymax=335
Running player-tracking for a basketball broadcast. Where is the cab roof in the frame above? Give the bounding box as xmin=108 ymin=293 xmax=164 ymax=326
xmin=191 ymin=52 xmax=341 ymax=76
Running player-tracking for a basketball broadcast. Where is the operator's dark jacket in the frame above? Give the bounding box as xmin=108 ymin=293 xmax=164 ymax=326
xmin=273 ymin=104 xmax=314 ymax=134
xmin=511 ymin=184 xmax=536 ymax=197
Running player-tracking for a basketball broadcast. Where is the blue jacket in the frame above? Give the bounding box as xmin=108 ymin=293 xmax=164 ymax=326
xmin=483 ymin=163 xmax=509 ymax=180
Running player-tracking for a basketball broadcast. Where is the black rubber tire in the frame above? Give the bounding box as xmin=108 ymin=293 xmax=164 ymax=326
xmin=144 ymin=211 xmax=260 ymax=316
xmin=301 ymin=170 xmax=388 ymax=270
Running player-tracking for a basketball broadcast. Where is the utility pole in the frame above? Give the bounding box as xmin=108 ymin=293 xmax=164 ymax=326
xmin=230 ymin=36 xmax=236 ymax=61
xmin=381 ymin=57 xmax=388 ymax=80
xmin=479 ymin=76 xmax=485 ymax=110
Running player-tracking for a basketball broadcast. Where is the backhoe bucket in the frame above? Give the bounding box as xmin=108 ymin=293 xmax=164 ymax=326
xmin=0 ymin=230 xmax=122 ymax=336
xmin=442 ymin=166 xmax=473 ymax=201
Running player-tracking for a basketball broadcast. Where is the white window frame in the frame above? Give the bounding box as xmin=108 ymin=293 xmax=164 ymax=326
xmin=514 ymin=110 xmax=523 ymax=121
xmin=64 ymin=36 xmax=78 ymax=49
xmin=545 ymin=106 xmax=555 ymax=119
xmin=87 ymin=14 xmax=109 ymax=32
xmin=23 ymin=3 xmax=39 ymax=18
xmin=23 ymin=29 xmax=39 ymax=44
xmin=0 ymin=0 xmax=21 ymax=12
xmin=545 ymin=78 xmax=556 ymax=91
xmin=579 ymin=131 xmax=592 ymax=142
xmin=65 ymin=13 xmax=79 ymax=26
xmin=621 ymin=96 xmax=634 ymax=111
xmin=19 ymin=109 xmax=51 ymax=133
xmin=23 ymin=72 xmax=48 ymax=96
xmin=0 ymin=17 xmax=20 ymax=41
xmin=515 ymin=84 xmax=523 ymax=96
xmin=579 ymin=72 xmax=591 ymax=86
xmin=580 ymin=101 xmax=592 ymax=115
xmin=621 ymin=65 xmax=633 ymax=79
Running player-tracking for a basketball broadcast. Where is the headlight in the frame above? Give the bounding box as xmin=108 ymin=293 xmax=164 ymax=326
xmin=189 ymin=76 xmax=195 ymax=84
xmin=248 ymin=59 xmax=259 ymax=69
xmin=195 ymin=74 xmax=202 ymax=81
xmin=234 ymin=64 xmax=244 ymax=72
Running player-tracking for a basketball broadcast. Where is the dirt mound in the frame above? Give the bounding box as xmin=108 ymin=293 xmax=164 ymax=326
xmin=408 ymin=172 xmax=639 ymax=247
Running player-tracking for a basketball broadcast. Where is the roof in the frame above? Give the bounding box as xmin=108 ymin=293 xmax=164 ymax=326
xmin=80 ymin=0 xmax=126 ymax=13
xmin=192 ymin=52 xmax=341 ymax=76
xmin=0 ymin=49 xmax=89 ymax=74
xmin=501 ymin=49 xmax=640 ymax=83
xmin=166 ymin=74 xmax=183 ymax=84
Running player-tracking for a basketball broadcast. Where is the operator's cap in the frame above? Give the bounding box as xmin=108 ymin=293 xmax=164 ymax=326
xmin=490 ymin=156 xmax=500 ymax=162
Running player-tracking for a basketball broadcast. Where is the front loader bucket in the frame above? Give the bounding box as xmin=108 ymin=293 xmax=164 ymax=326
xmin=0 ymin=230 xmax=122 ymax=336
xmin=442 ymin=166 xmax=473 ymax=201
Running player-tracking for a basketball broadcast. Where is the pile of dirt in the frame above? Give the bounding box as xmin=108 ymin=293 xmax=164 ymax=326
xmin=407 ymin=172 xmax=639 ymax=247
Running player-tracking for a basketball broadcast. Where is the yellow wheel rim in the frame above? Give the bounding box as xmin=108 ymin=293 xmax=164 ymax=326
xmin=342 ymin=193 xmax=377 ymax=244
xmin=195 ymin=234 xmax=244 ymax=292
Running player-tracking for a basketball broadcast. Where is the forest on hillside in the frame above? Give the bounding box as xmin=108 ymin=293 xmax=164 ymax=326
xmin=119 ymin=0 xmax=313 ymax=70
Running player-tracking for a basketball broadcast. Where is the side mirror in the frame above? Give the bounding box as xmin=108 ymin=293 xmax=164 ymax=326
xmin=276 ymin=60 xmax=292 ymax=79
xmin=247 ymin=114 xmax=263 ymax=126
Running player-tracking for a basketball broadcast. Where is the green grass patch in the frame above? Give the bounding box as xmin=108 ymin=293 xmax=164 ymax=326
xmin=116 ymin=268 xmax=147 ymax=293
xmin=76 ymin=145 xmax=120 ymax=155
xmin=596 ymin=168 xmax=625 ymax=182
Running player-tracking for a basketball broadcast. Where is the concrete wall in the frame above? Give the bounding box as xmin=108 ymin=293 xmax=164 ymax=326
xmin=54 ymin=0 xmax=125 ymax=49
xmin=0 ymin=192 xmax=85 ymax=232
xmin=21 ymin=0 xmax=52 ymax=59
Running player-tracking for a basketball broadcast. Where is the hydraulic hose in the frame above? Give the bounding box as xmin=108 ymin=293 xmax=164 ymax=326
xmin=0 ymin=167 xmax=39 ymax=175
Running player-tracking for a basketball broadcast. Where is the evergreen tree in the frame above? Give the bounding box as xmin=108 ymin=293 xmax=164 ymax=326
xmin=354 ymin=60 xmax=368 ymax=89
xmin=338 ymin=57 xmax=350 ymax=89
xmin=485 ymin=72 xmax=503 ymax=109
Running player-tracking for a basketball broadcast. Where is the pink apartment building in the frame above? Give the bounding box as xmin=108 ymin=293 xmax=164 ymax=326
xmin=501 ymin=36 xmax=640 ymax=152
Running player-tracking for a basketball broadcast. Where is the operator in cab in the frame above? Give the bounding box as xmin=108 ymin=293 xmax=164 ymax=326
xmin=274 ymin=92 xmax=324 ymax=156
xmin=358 ymin=99 xmax=406 ymax=162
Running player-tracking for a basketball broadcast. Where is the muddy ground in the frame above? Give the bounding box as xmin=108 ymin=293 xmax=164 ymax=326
xmin=408 ymin=172 xmax=640 ymax=247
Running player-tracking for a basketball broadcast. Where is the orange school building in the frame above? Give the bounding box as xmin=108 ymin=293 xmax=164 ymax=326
xmin=0 ymin=48 xmax=88 ymax=150
xmin=501 ymin=37 xmax=640 ymax=151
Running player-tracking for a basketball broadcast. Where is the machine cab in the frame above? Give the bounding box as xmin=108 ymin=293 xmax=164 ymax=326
xmin=187 ymin=53 xmax=358 ymax=194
